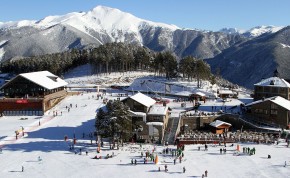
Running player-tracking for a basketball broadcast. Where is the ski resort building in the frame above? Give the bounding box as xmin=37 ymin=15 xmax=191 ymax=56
xmin=122 ymin=92 xmax=170 ymax=143
xmin=254 ymin=77 xmax=290 ymax=101
xmin=0 ymin=71 xmax=67 ymax=116
xmin=245 ymin=96 xmax=290 ymax=129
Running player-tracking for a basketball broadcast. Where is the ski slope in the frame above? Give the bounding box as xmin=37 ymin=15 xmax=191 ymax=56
xmin=0 ymin=92 xmax=290 ymax=178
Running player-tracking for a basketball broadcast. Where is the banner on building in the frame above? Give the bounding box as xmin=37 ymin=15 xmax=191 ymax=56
xmin=16 ymin=99 xmax=28 ymax=104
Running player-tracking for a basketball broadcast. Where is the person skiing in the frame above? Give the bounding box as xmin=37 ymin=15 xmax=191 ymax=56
xmin=183 ymin=166 xmax=186 ymax=173
xmin=22 ymin=166 xmax=24 ymax=172
xmin=134 ymin=159 xmax=137 ymax=165
xmin=205 ymin=170 xmax=208 ymax=177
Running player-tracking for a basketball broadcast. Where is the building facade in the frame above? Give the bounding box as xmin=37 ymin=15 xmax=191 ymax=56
xmin=245 ymin=96 xmax=290 ymax=129
xmin=0 ymin=71 xmax=67 ymax=116
xmin=254 ymin=77 xmax=290 ymax=101
xmin=122 ymin=92 xmax=170 ymax=143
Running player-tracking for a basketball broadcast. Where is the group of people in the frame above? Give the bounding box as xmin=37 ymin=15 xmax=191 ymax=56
xmin=242 ymin=147 xmax=256 ymax=155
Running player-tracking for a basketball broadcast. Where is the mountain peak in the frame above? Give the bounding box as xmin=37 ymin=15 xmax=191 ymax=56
xmin=219 ymin=27 xmax=246 ymax=34
xmin=244 ymin=25 xmax=284 ymax=37
xmin=91 ymin=5 xmax=118 ymax=13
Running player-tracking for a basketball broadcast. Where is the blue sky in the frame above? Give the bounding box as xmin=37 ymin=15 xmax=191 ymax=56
xmin=1 ymin=0 xmax=290 ymax=31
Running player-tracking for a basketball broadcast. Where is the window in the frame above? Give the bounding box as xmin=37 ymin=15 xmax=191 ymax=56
xmin=270 ymin=103 xmax=278 ymax=115
xmin=270 ymin=104 xmax=278 ymax=109
xmin=270 ymin=110 xmax=278 ymax=115
xmin=264 ymin=87 xmax=270 ymax=92
xmin=264 ymin=110 xmax=268 ymax=114
xmin=255 ymin=109 xmax=263 ymax=114
xmin=271 ymin=87 xmax=278 ymax=93
xmin=255 ymin=86 xmax=263 ymax=92
xmin=280 ymin=87 xmax=286 ymax=93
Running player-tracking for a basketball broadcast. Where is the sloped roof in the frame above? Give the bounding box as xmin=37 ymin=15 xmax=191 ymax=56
xmin=1 ymin=71 xmax=67 ymax=90
xmin=210 ymin=120 xmax=232 ymax=128
xmin=129 ymin=92 xmax=156 ymax=107
xmin=245 ymin=96 xmax=290 ymax=111
xmin=254 ymin=77 xmax=290 ymax=87
xmin=147 ymin=105 xmax=168 ymax=116
xmin=193 ymin=91 xmax=206 ymax=97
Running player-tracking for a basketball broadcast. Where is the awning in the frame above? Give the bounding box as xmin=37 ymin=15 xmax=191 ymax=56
xmin=146 ymin=122 xmax=164 ymax=126
xmin=128 ymin=110 xmax=147 ymax=122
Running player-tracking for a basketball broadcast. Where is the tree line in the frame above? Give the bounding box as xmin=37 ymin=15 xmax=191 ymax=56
xmin=0 ymin=42 xmax=214 ymax=83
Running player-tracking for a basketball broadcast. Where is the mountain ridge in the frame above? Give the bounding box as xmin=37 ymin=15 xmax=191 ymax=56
xmin=0 ymin=5 xmax=248 ymax=62
xmin=0 ymin=5 xmax=289 ymax=89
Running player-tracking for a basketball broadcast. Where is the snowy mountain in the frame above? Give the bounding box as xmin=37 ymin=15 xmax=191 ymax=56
xmin=0 ymin=6 xmax=245 ymax=62
xmin=243 ymin=25 xmax=284 ymax=37
xmin=207 ymin=26 xmax=290 ymax=89
xmin=219 ymin=28 xmax=246 ymax=35
xmin=219 ymin=26 xmax=284 ymax=38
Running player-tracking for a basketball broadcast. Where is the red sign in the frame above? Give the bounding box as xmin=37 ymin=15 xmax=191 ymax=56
xmin=16 ymin=99 xmax=28 ymax=104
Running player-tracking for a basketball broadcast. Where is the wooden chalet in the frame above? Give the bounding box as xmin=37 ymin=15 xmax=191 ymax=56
xmin=0 ymin=71 xmax=67 ymax=116
xmin=209 ymin=120 xmax=232 ymax=134
xmin=245 ymin=96 xmax=290 ymax=129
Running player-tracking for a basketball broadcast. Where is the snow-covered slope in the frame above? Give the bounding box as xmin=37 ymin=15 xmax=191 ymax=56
xmin=0 ymin=6 xmax=179 ymax=44
xmin=244 ymin=25 xmax=284 ymax=37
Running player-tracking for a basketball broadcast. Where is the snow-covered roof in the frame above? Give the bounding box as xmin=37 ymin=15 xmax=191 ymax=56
xmin=193 ymin=91 xmax=206 ymax=97
xmin=147 ymin=105 xmax=168 ymax=116
xmin=210 ymin=120 xmax=232 ymax=128
xmin=146 ymin=122 xmax=164 ymax=126
xmin=67 ymin=84 xmax=99 ymax=88
xmin=128 ymin=110 xmax=147 ymax=122
xmin=1 ymin=71 xmax=67 ymax=90
xmin=219 ymin=90 xmax=234 ymax=95
xmin=21 ymin=71 xmax=67 ymax=90
xmin=129 ymin=92 xmax=156 ymax=107
xmin=254 ymin=77 xmax=290 ymax=88
xmin=245 ymin=96 xmax=290 ymax=111
xmin=174 ymin=91 xmax=192 ymax=96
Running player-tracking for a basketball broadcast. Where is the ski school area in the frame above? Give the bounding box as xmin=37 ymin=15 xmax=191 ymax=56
xmin=0 ymin=91 xmax=290 ymax=178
